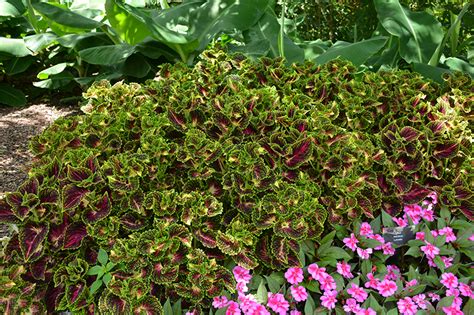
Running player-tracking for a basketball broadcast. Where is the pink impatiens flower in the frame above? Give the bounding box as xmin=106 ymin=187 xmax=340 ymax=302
xmin=226 ymin=301 xmax=241 ymax=315
xmin=319 ymin=274 xmax=337 ymax=292
xmin=440 ymin=273 xmax=458 ymax=289
xmin=359 ymin=222 xmax=373 ymax=236
xmin=233 ymin=266 xmax=252 ymax=283
xmin=267 ymin=293 xmax=289 ymax=315
xmin=381 ymin=242 xmax=395 ymax=255
xmin=420 ymin=241 xmax=440 ymax=259
xmin=355 ymin=308 xmax=377 ymax=315
xmin=347 ymin=283 xmax=368 ymax=303
xmin=442 ymin=306 xmax=464 ymax=315
xmin=336 ymin=261 xmax=353 ymax=279
xmin=439 ymin=227 xmax=456 ymax=243
xmin=428 ymin=292 xmax=440 ymax=302
xmin=356 ymin=247 xmax=372 ymax=260
xmin=397 ymin=297 xmax=418 ymax=315
xmin=469 ymin=234 xmax=474 ymax=242
xmin=413 ymin=294 xmax=427 ymax=309
xmin=290 ymin=285 xmax=308 ymax=302
xmin=441 ymin=256 xmax=454 ymax=268
xmin=405 ymin=279 xmax=417 ymax=288
xmin=421 ymin=208 xmax=435 ymax=222
xmin=385 ymin=265 xmax=400 ymax=281
xmin=377 ymin=279 xmax=398 ymax=297
xmin=212 ymin=296 xmax=229 ymax=308
xmin=284 ymin=267 xmax=304 ymax=285
xmin=343 ymin=298 xmax=361 ymax=313
xmin=393 ymin=217 xmax=407 ymax=227
xmin=307 ymin=263 xmax=327 ymax=282
xmin=459 ymin=282 xmax=473 ymax=298
xmin=415 ymin=232 xmax=425 ymax=240
xmin=364 ymin=273 xmax=380 ymax=289
xmin=404 ymin=204 xmax=423 ymax=224
xmin=320 ymin=290 xmax=338 ymax=310
xmin=290 ymin=311 xmax=301 ymax=315
xmin=343 ymin=233 xmax=359 ymax=251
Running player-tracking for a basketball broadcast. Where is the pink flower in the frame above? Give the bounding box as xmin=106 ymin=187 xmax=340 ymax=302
xmin=236 ymin=281 xmax=248 ymax=293
xmin=446 ymin=288 xmax=460 ymax=297
xmin=415 ymin=232 xmax=425 ymax=240
xmin=343 ymin=233 xmax=359 ymax=251
xmin=469 ymin=234 xmax=474 ymax=242
xmin=404 ymin=204 xmax=423 ymax=224
xmin=355 ymin=308 xmax=376 ymax=315
xmin=213 ymin=296 xmax=229 ymax=309
xmin=442 ymin=306 xmax=464 ymax=315
xmin=238 ymin=295 xmax=262 ymax=314
xmin=290 ymin=311 xmax=301 ymax=315
xmin=290 ymin=285 xmax=308 ymax=302
xmin=319 ymin=274 xmax=337 ymax=292
xmin=382 ymin=242 xmax=395 ymax=255
xmin=405 ymin=279 xmax=417 ymax=288
xmin=420 ymin=241 xmax=440 ymax=259
xmin=421 ymin=208 xmax=435 ymax=221
xmin=343 ymin=298 xmax=361 ymax=313
xmin=369 ymin=234 xmax=385 ymax=250
xmin=364 ymin=273 xmax=380 ymax=289
xmin=427 ymin=257 xmax=437 ymax=268
xmin=441 ymin=256 xmax=454 ymax=268
xmin=248 ymin=304 xmax=270 ymax=315
xmin=428 ymin=292 xmax=440 ymax=302
xmin=320 ymin=290 xmax=337 ymax=310
xmin=336 ymin=261 xmax=353 ymax=279
xmin=347 ymin=283 xmax=368 ymax=303
xmin=397 ymin=297 xmax=418 ymax=315
xmin=359 ymin=222 xmax=373 ymax=236
xmin=393 ymin=217 xmax=407 ymax=227
xmin=267 ymin=293 xmax=289 ymax=315
xmin=233 ymin=266 xmax=252 ymax=283
xmin=307 ymin=264 xmax=327 ymax=282
xmin=459 ymin=283 xmax=473 ymax=298
xmin=441 ymin=273 xmax=458 ymax=289
xmin=226 ymin=301 xmax=241 ymax=315
xmin=385 ymin=265 xmax=400 ymax=281
xmin=439 ymin=227 xmax=456 ymax=242
xmin=413 ymin=294 xmax=427 ymax=309
xmin=431 ymin=230 xmax=439 ymax=237
xmin=285 ymin=267 xmax=304 ymax=285
xmin=357 ymin=247 xmax=372 ymax=260
xmin=377 ymin=279 xmax=398 ymax=297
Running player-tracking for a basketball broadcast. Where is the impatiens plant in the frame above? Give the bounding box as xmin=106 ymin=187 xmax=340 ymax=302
xmin=210 ymin=195 xmax=474 ymax=314
xmin=0 ymin=49 xmax=472 ymax=312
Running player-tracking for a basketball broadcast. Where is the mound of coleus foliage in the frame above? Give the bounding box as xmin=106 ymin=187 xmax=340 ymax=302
xmin=0 ymin=49 xmax=472 ymax=313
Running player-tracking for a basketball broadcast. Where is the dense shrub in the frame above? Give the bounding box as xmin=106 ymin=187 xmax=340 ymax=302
xmin=0 ymin=50 xmax=472 ymax=313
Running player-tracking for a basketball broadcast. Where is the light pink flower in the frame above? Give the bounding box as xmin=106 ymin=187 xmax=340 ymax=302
xmin=428 ymin=292 xmax=440 ymax=302
xmin=421 ymin=208 xmax=435 ymax=221
xmin=226 ymin=301 xmax=241 ymax=315
xmin=359 ymin=222 xmax=373 ymax=236
xmin=357 ymin=247 xmax=372 ymax=260
xmin=364 ymin=273 xmax=380 ymax=289
xmin=236 ymin=281 xmax=248 ymax=293
xmin=431 ymin=230 xmax=439 ymax=237
xmin=469 ymin=234 xmax=474 ymax=242
xmin=290 ymin=285 xmax=308 ymax=302
xmin=285 ymin=267 xmax=304 ymax=285
xmin=347 ymin=283 xmax=368 ymax=303
xmin=442 ymin=306 xmax=464 ymax=315
xmin=267 ymin=293 xmax=289 ymax=315
xmin=336 ymin=261 xmax=353 ymax=279
xmin=427 ymin=257 xmax=437 ymax=268
xmin=213 ymin=296 xmax=229 ymax=308
xmin=233 ymin=266 xmax=252 ymax=283
xmin=355 ymin=308 xmax=376 ymax=315
xmin=290 ymin=311 xmax=301 ymax=315
xmin=247 ymin=304 xmax=270 ymax=315
xmin=404 ymin=204 xmax=423 ymax=224
xmin=413 ymin=294 xmax=427 ymax=309
xmin=420 ymin=241 xmax=440 ymax=259
xmin=238 ymin=294 xmax=262 ymax=314
xmin=439 ymin=227 xmax=456 ymax=243
xmin=441 ymin=256 xmax=454 ymax=268
xmin=446 ymin=288 xmax=460 ymax=297
xmin=343 ymin=233 xmax=359 ymax=251
xmin=405 ymin=279 xmax=417 ymax=288
xmin=307 ymin=264 xmax=327 ymax=282
xmin=441 ymin=273 xmax=458 ymax=289
xmin=459 ymin=283 xmax=473 ymax=298
xmin=397 ymin=297 xmax=418 ymax=315
xmin=393 ymin=217 xmax=407 ymax=227
xmin=343 ymin=298 xmax=361 ymax=313
xmin=382 ymin=242 xmax=395 ymax=255
xmin=370 ymin=234 xmax=385 ymax=250
xmin=377 ymin=279 xmax=398 ymax=297
xmin=385 ymin=265 xmax=400 ymax=281
xmin=319 ymin=274 xmax=337 ymax=292
xmin=415 ymin=232 xmax=425 ymax=240
xmin=320 ymin=290 xmax=337 ymax=310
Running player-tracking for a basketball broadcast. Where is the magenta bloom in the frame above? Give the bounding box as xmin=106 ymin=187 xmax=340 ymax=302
xmin=428 ymin=292 xmax=440 ymax=302
xmin=359 ymin=222 xmax=373 ymax=236
xmin=469 ymin=234 xmax=474 ymax=241
xmin=355 ymin=308 xmax=377 ymax=315
xmin=377 ymin=279 xmax=398 ymax=297
xmin=439 ymin=227 xmax=456 ymax=242
xmin=290 ymin=310 xmax=302 ymax=315
xmin=459 ymin=283 xmax=473 ymax=298
xmin=319 ymin=274 xmax=337 ymax=291
xmin=413 ymin=294 xmax=427 ymax=309
xmin=347 ymin=283 xmax=368 ymax=303
xmin=307 ymin=263 xmax=327 ymax=282
xmin=336 ymin=261 xmax=353 ymax=279
xmin=404 ymin=204 xmax=423 ymax=224
xmin=233 ymin=266 xmax=252 ymax=283
xmin=267 ymin=293 xmax=289 ymax=315
xmin=405 ymin=279 xmax=417 ymax=288
xmin=226 ymin=301 xmax=241 ymax=315
xmin=420 ymin=241 xmax=439 ymax=259
xmin=440 ymin=273 xmax=458 ymax=289
xmin=381 ymin=242 xmax=395 ymax=255
xmin=212 ymin=296 xmax=229 ymax=309
xmin=284 ymin=267 xmax=304 ymax=285
xmin=343 ymin=298 xmax=361 ymax=313
xmin=442 ymin=306 xmax=463 ymax=315
xmin=343 ymin=233 xmax=359 ymax=251
xmin=415 ymin=232 xmax=425 ymax=240
xmin=393 ymin=216 xmax=407 ymax=227
xmin=397 ymin=297 xmax=418 ymax=315
xmin=365 ymin=273 xmax=380 ymax=289
xmin=290 ymin=285 xmax=308 ymax=302
xmin=357 ymin=247 xmax=372 ymax=260
xmin=320 ymin=290 xmax=338 ymax=310
xmin=441 ymin=256 xmax=454 ymax=268
xmin=421 ymin=208 xmax=435 ymax=221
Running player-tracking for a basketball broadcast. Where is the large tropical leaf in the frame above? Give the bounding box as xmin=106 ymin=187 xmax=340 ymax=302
xmin=314 ymin=37 xmax=387 ymax=66
xmin=78 ymin=44 xmax=135 ymax=65
xmin=0 ymin=37 xmax=31 ymax=57
xmin=0 ymin=84 xmax=27 ymax=107
xmin=32 ymin=1 xmax=102 ymax=30
xmin=0 ymin=0 xmax=26 ymax=17
xmin=374 ymin=0 xmax=443 ymax=64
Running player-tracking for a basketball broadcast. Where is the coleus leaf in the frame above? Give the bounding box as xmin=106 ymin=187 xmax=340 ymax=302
xmin=29 ymin=256 xmax=50 ymax=280
xmin=45 ymin=284 xmax=66 ymax=313
xmin=132 ymin=296 xmax=163 ymax=315
xmin=67 ymin=165 xmax=93 ymax=184
xmin=18 ymin=177 xmax=39 ymax=195
xmin=98 ymin=291 xmax=131 ymax=314
xmin=271 ymin=235 xmax=289 ymax=266
xmin=20 ymin=221 xmax=49 ymax=262
xmin=216 ymin=231 xmax=241 ymax=256
xmin=66 ymin=281 xmax=86 ymax=306
xmin=233 ymin=250 xmax=259 ymax=270
xmin=120 ymin=213 xmax=147 ymax=230
xmin=49 ymin=214 xmax=69 ymax=251
xmin=39 ymin=188 xmax=59 ymax=204
xmin=285 ymin=138 xmax=313 ymax=168
xmin=194 ymin=229 xmax=217 ymax=248
xmin=151 ymin=263 xmax=179 ymax=284
xmin=0 ymin=199 xmax=19 ymax=223
xmin=433 ymin=141 xmax=459 ymax=159
xmin=63 ymin=184 xmax=89 ymax=209
xmin=63 ymin=223 xmax=88 ymax=249
xmin=401 ymin=183 xmax=431 ymax=205
xmin=6 ymin=192 xmax=29 ymax=219
xmin=84 ymin=192 xmax=111 ymax=223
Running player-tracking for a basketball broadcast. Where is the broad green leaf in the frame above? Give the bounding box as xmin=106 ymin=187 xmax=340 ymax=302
xmin=436 ymin=296 xmax=455 ymax=311
xmin=314 ymin=37 xmax=387 ymax=66
xmin=33 ymin=71 xmax=74 ymax=89
xmin=463 ymin=298 xmax=473 ymax=314
xmin=98 ymin=248 xmax=108 ymax=265
xmin=32 ymin=1 xmax=102 ymax=30
xmin=318 ymin=246 xmax=352 ymax=260
xmin=374 ymin=0 xmax=443 ymax=64
xmin=122 ymin=53 xmax=151 ymax=78
xmin=135 ymin=38 xmax=179 ymax=60
xmin=163 ymin=299 xmax=173 ymax=315
xmin=102 ymin=273 xmax=112 ymax=285
xmin=24 ymin=33 xmax=57 ymax=52
xmin=0 ymin=84 xmax=26 ymax=107
xmin=381 ymin=210 xmax=395 ymax=228
xmin=57 ymin=33 xmax=112 ymax=50
xmin=89 ymin=278 xmax=103 ymax=295
xmin=87 ymin=265 xmax=104 ymax=276
xmin=412 ymin=62 xmax=451 ymax=84
xmin=3 ymin=56 xmax=34 ymax=75
xmin=304 ymin=294 xmax=315 ymax=315
xmin=78 ymin=44 xmax=135 ymax=65
xmin=37 ymin=63 xmax=69 ymax=80
xmin=172 ymin=299 xmax=182 ymax=315
xmin=0 ymin=37 xmax=31 ymax=57
xmin=264 ymin=272 xmax=284 ymax=293
xmin=105 ymin=261 xmax=115 ymax=271
xmin=255 ymin=280 xmax=268 ymax=304
xmin=444 ymin=57 xmax=474 ymax=78
xmin=319 ymin=230 xmax=336 ymax=246
xmin=0 ymin=0 xmax=26 ymax=17
xmin=405 ymin=246 xmax=420 ymax=258
xmin=105 ymin=0 xmax=151 ymax=45
xmin=297 ymin=40 xmax=330 ymax=60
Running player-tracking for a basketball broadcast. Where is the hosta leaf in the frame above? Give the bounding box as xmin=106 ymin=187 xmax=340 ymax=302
xmin=20 ymin=221 xmax=49 ymax=262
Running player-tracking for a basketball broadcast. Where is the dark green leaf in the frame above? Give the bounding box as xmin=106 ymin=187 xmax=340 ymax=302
xmin=0 ymin=37 xmax=31 ymax=57
xmin=79 ymin=44 xmax=135 ymax=65
xmin=33 ymin=71 xmax=74 ymax=89
xmin=412 ymin=63 xmax=451 ymax=84
xmin=24 ymin=33 xmax=57 ymax=52
xmin=98 ymin=248 xmax=108 ymax=265
xmin=122 ymin=53 xmax=151 ymax=78
xmin=32 ymin=2 xmax=102 ymax=30
xmin=0 ymin=0 xmax=25 ymax=17
xmin=3 ymin=56 xmax=34 ymax=75
xmin=0 ymin=84 xmax=26 ymax=107
xmin=89 ymin=278 xmax=103 ymax=295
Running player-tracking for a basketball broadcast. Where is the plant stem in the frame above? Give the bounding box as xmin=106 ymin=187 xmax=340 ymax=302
xmin=278 ymin=0 xmax=286 ymax=59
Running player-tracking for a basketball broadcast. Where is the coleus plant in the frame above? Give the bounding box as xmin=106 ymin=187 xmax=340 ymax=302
xmin=0 ymin=49 xmax=472 ymax=313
